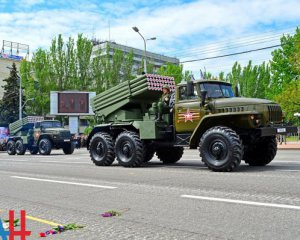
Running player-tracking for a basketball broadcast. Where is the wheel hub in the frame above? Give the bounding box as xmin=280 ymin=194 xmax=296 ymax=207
xmin=96 ymin=142 xmax=104 ymax=156
xmin=211 ymin=141 xmax=225 ymax=159
xmin=122 ymin=143 xmax=132 ymax=158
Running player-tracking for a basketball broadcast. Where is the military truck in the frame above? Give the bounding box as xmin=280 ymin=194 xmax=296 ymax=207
xmin=7 ymin=116 xmax=75 ymax=155
xmin=87 ymin=74 xmax=297 ymax=171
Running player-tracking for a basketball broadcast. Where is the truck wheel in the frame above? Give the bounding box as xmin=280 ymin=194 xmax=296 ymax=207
xmin=199 ymin=126 xmax=242 ymax=172
xmin=89 ymin=132 xmax=115 ymax=166
xmin=115 ymin=131 xmax=144 ymax=167
xmin=143 ymin=144 xmax=155 ymax=162
xmin=38 ymin=138 xmax=52 ymax=155
xmin=244 ymin=136 xmax=277 ymax=166
xmin=16 ymin=140 xmax=26 ymax=155
xmin=63 ymin=143 xmax=75 ymax=155
xmin=29 ymin=148 xmax=39 ymax=155
xmin=7 ymin=140 xmax=16 ymax=155
xmin=156 ymin=147 xmax=184 ymax=164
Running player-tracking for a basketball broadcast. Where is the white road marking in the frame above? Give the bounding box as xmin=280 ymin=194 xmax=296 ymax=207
xmin=0 ymin=159 xmax=29 ymax=162
xmin=11 ymin=176 xmax=117 ymax=189
xmin=273 ymin=161 xmax=300 ymax=164
xmin=181 ymin=195 xmax=300 ymax=210
xmin=275 ymin=169 xmax=300 ymax=172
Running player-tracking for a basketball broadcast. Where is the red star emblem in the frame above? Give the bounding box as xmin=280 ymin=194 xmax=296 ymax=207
xmin=184 ymin=108 xmax=193 ymax=122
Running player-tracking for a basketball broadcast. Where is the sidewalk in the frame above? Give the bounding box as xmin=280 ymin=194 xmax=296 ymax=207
xmin=277 ymin=142 xmax=300 ymax=150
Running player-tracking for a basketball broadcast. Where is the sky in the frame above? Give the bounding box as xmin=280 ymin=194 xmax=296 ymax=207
xmin=0 ymin=0 xmax=300 ymax=77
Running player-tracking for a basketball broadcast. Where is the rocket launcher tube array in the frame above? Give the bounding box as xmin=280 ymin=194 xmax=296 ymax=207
xmin=92 ymin=74 xmax=176 ymax=117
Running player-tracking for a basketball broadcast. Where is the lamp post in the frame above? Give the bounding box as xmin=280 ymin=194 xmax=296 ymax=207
xmin=22 ymin=98 xmax=35 ymax=109
xmin=132 ymin=26 xmax=156 ymax=73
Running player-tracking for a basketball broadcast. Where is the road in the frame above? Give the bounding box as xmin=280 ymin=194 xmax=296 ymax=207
xmin=0 ymin=149 xmax=299 ymax=240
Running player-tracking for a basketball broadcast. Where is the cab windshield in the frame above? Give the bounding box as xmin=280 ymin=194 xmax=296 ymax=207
xmin=40 ymin=121 xmax=62 ymax=128
xmin=200 ymin=83 xmax=234 ymax=98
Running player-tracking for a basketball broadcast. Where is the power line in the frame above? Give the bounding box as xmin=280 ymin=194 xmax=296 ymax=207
xmin=163 ymin=26 xmax=297 ymax=56
xmin=180 ymin=44 xmax=281 ymax=63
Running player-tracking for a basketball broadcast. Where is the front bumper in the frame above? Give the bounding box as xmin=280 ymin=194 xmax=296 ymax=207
xmin=258 ymin=125 xmax=298 ymax=137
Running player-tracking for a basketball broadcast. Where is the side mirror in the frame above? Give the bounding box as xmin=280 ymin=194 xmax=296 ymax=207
xmin=200 ymin=90 xmax=207 ymax=107
xmin=234 ymin=85 xmax=239 ymax=97
xmin=187 ymin=81 xmax=194 ymax=97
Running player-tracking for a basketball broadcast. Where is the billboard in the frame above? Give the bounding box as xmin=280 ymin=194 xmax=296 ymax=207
xmin=50 ymin=91 xmax=96 ymax=116
xmin=58 ymin=92 xmax=89 ymax=114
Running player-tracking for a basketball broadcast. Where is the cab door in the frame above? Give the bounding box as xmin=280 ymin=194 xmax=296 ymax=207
xmin=174 ymin=85 xmax=201 ymax=133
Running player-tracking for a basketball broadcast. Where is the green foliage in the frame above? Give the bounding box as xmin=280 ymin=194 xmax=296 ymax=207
xmin=157 ymin=63 xmax=192 ymax=84
xmin=269 ymin=27 xmax=300 ymax=99
xmin=275 ymin=79 xmax=300 ymax=122
xmin=21 ymin=36 xmax=135 ymax=116
xmin=226 ymin=61 xmax=271 ymax=99
xmin=0 ymin=63 xmax=24 ymax=123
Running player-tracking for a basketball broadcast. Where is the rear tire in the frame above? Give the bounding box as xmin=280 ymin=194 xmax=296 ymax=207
xmin=115 ymin=131 xmax=144 ymax=167
xmin=143 ymin=144 xmax=155 ymax=162
xmin=244 ymin=136 xmax=277 ymax=166
xmin=156 ymin=147 xmax=184 ymax=164
xmin=63 ymin=143 xmax=75 ymax=155
xmin=7 ymin=140 xmax=16 ymax=155
xmin=199 ymin=126 xmax=242 ymax=172
xmin=16 ymin=140 xmax=26 ymax=155
xmin=89 ymin=132 xmax=115 ymax=166
xmin=38 ymin=138 xmax=52 ymax=155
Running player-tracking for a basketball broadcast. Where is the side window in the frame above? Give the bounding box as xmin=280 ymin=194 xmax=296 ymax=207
xmin=179 ymin=85 xmax=198 ymax=101
xmin=179 ymin=86 xmax=188 ymax=100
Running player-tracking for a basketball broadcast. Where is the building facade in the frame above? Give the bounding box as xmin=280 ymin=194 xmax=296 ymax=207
xmin=92 ymin=41 xmax=179 ymax=73
xmin=0 ymin=57 xmax=21 ymax=99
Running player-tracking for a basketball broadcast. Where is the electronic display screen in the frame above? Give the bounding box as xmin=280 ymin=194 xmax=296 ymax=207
xmin=58 ymin=93 xmax=89 ymax=114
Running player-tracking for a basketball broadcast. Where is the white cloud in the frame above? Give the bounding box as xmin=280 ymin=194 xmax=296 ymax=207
xmin=0 ymin=0 xmax=299 ymax=76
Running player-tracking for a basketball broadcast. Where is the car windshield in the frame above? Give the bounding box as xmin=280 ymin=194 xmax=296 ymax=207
xmin=200 ymin=83 xmax=234 ymax=98
xmin=40 ymin=121 xmax=62 ymax=128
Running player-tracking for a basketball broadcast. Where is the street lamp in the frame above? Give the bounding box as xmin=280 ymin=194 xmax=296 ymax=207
xmin=132 ymin=26 xmax=156 ymax=73
xmin=22 ymin=98 xmax=35 ymax=109
xmin=6 ymin=67 xmax=35 ymax=120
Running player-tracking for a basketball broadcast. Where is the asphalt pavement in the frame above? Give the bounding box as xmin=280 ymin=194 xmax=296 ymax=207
xmin=0 ymin=148 xmax=299 ymax=240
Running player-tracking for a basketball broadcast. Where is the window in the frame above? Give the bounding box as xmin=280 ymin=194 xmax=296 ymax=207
xmin=179 ymin=86 xmax=187 ymax=100
xmin=179 ymin=86 xmax=198 ymax=101
xmin=200 ymin=83 xmax=234 ymax=98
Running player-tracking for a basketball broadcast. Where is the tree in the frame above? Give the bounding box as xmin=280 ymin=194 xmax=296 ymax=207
xmin=269 ymin=27 xmax=300 ymax=98
xmin=226 ymin=61 xmax=271 ymax=99
xmin=0 ymin=63 xmax=24 ymax=123
xmin=275 ymin=80 xmax=300 ymax=122
xmin=21 ymin=35 xmax=136 ymax=116
xmin=157 ymin=63 xmax=192 ymax=84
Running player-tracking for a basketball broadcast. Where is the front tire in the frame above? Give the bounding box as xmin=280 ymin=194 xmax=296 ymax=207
xmin=244 ymin=136 xmax=277 ymax=166
xmin=63 ymin=142 xmax=75 ymax=155
xmin=156 ymin=147 xmax=184 ymax=164
xmin=89 ymin=132 xmax=115 ymax=166
xmin=7 ymin=140 xmax=16 ymax=155
xmin=115 ymin=131 xmax=144 ymax=167
xmin=16 ymin=140 xmax=26 ymax=155
xmin=38 ymin=138 xmax=52 ymax=155
xmin=199 ymin=126 xmax=242 ymax=172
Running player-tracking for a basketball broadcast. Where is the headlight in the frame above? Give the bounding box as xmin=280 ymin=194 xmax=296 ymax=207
xmin=249 ymin=114 xmax=261 ymax=126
